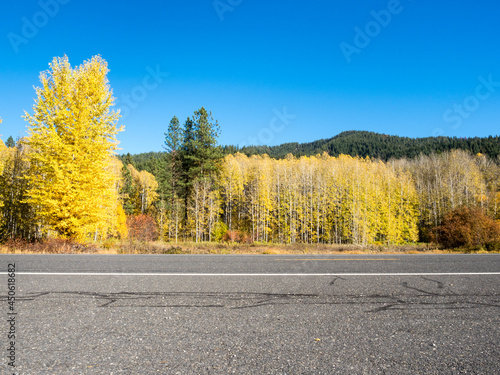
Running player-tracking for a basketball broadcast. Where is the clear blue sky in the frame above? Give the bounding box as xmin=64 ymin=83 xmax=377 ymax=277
xmin=1 ymin=0 xmax=499 ymax=154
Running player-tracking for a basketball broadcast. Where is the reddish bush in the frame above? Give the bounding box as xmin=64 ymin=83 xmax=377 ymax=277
xmin=222 ymin=230 xmax=253 ymax=244
xmin=434 ymin=207 xmax=500 ymax=250
xmin=223 ymin=230 xmax=240 ymax=243
xmin=126 ymin=215 xmax=159 ymax=242
xmin=240 ymin=233 xmax=253 ymax=244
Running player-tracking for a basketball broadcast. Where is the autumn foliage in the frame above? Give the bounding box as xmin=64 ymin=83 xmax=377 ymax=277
xmin=2 ymin=55 xmax=500 ymax=252
xmin=222 ymin=230 xmax=253 ymax=244
xmin=434 ymin=207 xmax=500 ymax=250
xmin=23 ymin=55 xmax=123 ymax=240
xmin=126 ymin=215 xmax=159 ymax=242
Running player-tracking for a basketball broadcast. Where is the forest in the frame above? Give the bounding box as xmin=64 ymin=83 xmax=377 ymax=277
xmin=125 ymin=130 xmax=500 ymax=169
xmin=1 ymin=55 xmax=500 ymax=250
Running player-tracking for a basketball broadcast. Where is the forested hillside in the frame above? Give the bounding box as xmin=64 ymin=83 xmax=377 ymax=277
xmin=239 ymin=131 xmax=500 ymax=160
xmin=124 ymin=131 xmax=500 ymax=170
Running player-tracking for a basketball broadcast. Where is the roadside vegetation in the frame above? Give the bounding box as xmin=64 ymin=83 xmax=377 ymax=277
xmin=2 ymin=238 xmax=490 ymax=255
xmin=0 ymin=55 xmax=499 ymax=254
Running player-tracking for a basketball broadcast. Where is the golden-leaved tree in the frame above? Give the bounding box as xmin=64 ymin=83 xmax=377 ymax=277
xmin=0 ymin=118 xmax=6 ymax=220
xmin=24 ymin=55 xmax=123 ymax=240
xmin=214 ymin=153 xmax=419 ymax=245
xmin=127 ymin=164 xmax=159 ymax=215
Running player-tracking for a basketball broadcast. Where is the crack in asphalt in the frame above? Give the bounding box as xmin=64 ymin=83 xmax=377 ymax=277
xmin=2 ymin=286 xmax=499 ymax=312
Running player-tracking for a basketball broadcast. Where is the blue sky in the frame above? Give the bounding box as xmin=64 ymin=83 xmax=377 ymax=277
xmin=1 ymin=0 xmax=499 ymax=154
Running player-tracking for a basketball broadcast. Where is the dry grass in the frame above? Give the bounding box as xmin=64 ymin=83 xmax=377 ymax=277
xmin=95 ymin=241 xmax=457 ymax=255
xmin=0 ymin=238 xmax=99 ymax=254
xmin=2 ymin=238 xmax=495 ymax=255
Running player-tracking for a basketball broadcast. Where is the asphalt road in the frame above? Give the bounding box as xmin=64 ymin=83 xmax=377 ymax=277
xmin=1 ymin=254 xmax=499 ymax=374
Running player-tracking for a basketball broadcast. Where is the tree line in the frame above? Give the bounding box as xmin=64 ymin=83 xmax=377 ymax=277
xmin=135 ymin=147 xmax=498 ymax=245
xmin=238 ymin=130 xmax=500 ymax=160
xmin=124 ymin=130 xmax=500 ymax=168
xmin=0 ymin=55 xmax=499 ymax=247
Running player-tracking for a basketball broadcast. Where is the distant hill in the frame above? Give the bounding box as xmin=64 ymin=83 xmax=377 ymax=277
xmin=122 ymin=131 xmax=500 ymax=171
xmin=237 ymin=131 xmax=500 ymax=160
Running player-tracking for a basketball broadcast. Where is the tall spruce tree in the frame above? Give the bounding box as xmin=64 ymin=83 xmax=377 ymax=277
xmin=164 ymin=116 xmax=183 ymax=203
xmin=5 ymin=136 xmax=15 ymax=148
xmin=120 ymin=164 xmax=135 ymax=215
xmin=180 ymin=117 xmax=196 ymax=218
xmin=179 ymin=108 xmax=222 ymax=225
xmin=165 ymin=116 xmax=183 ymax=154
xmin=191 ymin=107 xmax=222 ymax=177
xmin=181 ymin=109 xmax=222 ymax=188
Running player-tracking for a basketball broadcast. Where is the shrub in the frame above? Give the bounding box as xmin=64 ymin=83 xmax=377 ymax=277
xmin=223 ymin=230 xmax=240 ymax=243
xmin=126 ymin=214 xmax=159 ymax=242
xmin=3 ymin=238 xmax=98 ymax=254
xmin=222 ymin=229 xmax=253 ymax=244
xmin=102 ymin=237 xmax=118 ymax=249
xmin=212 ymin=221 xmax=228 ymax=242
xmin=240 ymin=232 xmax=253 ymax=244
xmin=434 ymin=207 xmax=500 ymax=250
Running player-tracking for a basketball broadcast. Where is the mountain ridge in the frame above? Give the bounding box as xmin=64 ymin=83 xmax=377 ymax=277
xmin=123 ymin=130 xmax=500 ymax=170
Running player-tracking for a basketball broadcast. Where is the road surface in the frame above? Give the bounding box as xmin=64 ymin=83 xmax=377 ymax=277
xmin=1 ymin=254 xmax=499 ymax=374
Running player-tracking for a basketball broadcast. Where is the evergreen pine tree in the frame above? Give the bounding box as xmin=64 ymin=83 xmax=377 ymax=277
xmin=164 ymin=116 xmax=184 ymax=202
xmin=5 ymin=136 xmax=15 ymax=148
xmin=192 ymin=107 xmax=223 ymax=177
xmin=120 ymin=165 xmax=135 ymax=215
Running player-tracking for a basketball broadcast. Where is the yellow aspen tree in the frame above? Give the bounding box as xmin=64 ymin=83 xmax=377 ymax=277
xmin=246 ymin=154 xmax=271 ymax=242
xmin=168 ymin=196 xmax=183 ymax=243
xmin=0 ymin=120 xmax=10 ymax=223
xmin=397 ymin=171 xmax=419 ymax=243
xmin=220 ymin=154 xmax=244 ymax=231
xmin=280 ymin=154 xmax=299 ymax=243
xmin=315 ymin=153 xmax=331 ymax=243
xmin=323 ymin=154 xmax=339 ymax=243
xmin=188 ymin=178 xmax=205 ymax=242
xmin=259 ymin=155 xmax=274 ymax=242
xmin=0 ymin=140 xmax=9 ymax=175
xmin=336 ymin=155 xmax=355 ymax=243
xmin=232 ymin=152 xmax=250 ymax=232
xmin=109 ymin=157 xmax=124 ymax=195
xmin=98 ymin=157 xmax=127 ymax=240
xmin=0 ymin=118 xmax=12 ymax=175
xmin=272 ymin=157 xmax=286 ymax=243
xmin=24 ymin=55 xmax=123 ymax=240
xmin=297 ymin=156 xmax=310 ymax=243
xmin=380 ymin=162 xmax=397 ymax=244
xmin=246 ymin=155 xmax=260 ymax=241
xmin=475 ymin=153 xmax=500 ymax=219
xmin=115 ymin=204 xmax=128 ymax=239
xmin=128 ymin=165 xmax=159 ymax=214
xmin=204 ymin=177 xmax=221 ymax=242
xmin=358 ymin=158 xmax=375 ymax=245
